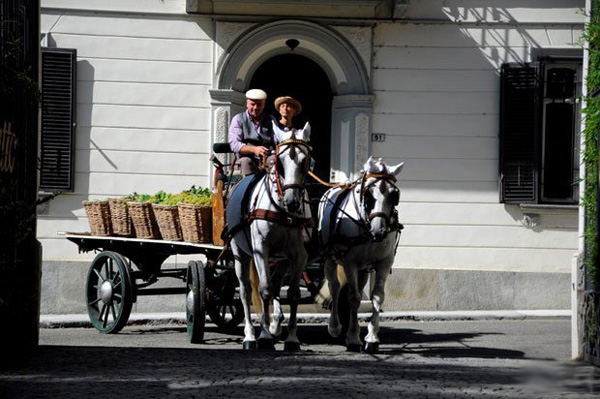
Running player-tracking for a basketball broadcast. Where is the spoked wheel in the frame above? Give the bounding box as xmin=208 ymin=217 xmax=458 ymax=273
xmin=207 ymin=300 xmax=244 ymax=332
xmin=86 ymin=251 xmax=133 ymax=334
xmin=186 ymin=260 xmax=206 ymax=344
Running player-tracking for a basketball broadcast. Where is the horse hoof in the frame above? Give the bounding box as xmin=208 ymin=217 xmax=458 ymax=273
xmin=328 ymin=324 xmax=342 ymax=338
xmin=270 ymin=326 xmax=283 ymax=338
xmin=346 ymin=344 xmax=362 ymax=353
xmin=284 ymin=341 xmax=301 ymax=352
xmin=258 ymin=338 xmax=275 ymax=350
xmin=243 ymin=341 xmax=257 ymax=350
xmin=364 ymin=342 xmax=379 ymax=354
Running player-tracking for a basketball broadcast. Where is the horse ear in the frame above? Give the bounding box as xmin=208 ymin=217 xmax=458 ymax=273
xmin=273 ymin=119 xmax=291 ymax=141
xmin=363 ymin=156 xmax=376 ymax=172
xmin=388 ymin=162 xmax=404 ymax=177
xmin=271 ymin=118 xmax=281 ymax=133
xmin=300 ymin=121 xmax=311 ymax=141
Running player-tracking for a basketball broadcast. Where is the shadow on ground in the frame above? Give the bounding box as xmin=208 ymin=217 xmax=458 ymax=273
xmin=126 ymin=323 xmax=527 ymax=360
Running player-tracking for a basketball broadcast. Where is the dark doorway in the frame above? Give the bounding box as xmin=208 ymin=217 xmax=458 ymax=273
xmin=249 ymin=54 xmax=332 ymax=181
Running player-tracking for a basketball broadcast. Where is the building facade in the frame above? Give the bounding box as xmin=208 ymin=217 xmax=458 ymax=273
xmin=38 ymin=0 xmax=586 ymax=314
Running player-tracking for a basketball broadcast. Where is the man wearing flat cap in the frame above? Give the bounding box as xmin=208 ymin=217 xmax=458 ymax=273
xmin=228 ymin=89 xmax=277 ymax=176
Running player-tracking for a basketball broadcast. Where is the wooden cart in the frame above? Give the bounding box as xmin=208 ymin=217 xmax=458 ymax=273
xmin=64 ymin=233 xmax=243 ymax=343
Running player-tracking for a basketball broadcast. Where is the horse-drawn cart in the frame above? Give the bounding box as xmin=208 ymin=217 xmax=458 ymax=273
xmin=63 ymin=135 xmax=408 ymax=352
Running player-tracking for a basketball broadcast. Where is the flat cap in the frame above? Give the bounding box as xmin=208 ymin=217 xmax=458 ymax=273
xmin=245 ymin=89 xmax=267 ymax=100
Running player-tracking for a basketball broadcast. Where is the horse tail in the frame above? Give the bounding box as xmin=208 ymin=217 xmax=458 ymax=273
xmin=315 ymin=264 xmax=347 ymax=308
xmin=249 ymin=260 xmax=262 ymax=314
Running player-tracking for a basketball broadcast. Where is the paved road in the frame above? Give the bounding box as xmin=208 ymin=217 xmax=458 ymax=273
xmin=1 ymin=318 xmax=598 ymax=398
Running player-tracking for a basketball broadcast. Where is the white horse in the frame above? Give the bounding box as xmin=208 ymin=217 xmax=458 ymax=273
xmin=318 ymin=157 xmax=404 ymax=353
xmin=229 ymin=121 xmax=312 ymax=351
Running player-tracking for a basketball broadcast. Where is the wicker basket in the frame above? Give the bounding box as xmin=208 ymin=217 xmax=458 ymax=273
xmin=178 ymin=203 xmax=212 ymax=243
xmin=108 ymin=198 xmax=134 ymax=237
xmin=83 ymin=201 xmax=113 ymax=236
xmin=152 ymin=204 xmax=183 ymax=241
xmin=127 ymin=202 xmax=162 ymax=239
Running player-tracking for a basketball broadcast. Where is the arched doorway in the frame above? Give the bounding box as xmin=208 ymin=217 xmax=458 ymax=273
xmin=211 ymin=19 xmax=373 ymax=181
xmin=249 ymin=54 xmax=332 ymax=181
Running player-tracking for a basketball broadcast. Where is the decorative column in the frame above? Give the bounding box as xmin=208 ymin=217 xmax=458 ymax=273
xmin=330 ymin=94 xmax=374 ymax=182
xmin=209 ymin=89 xmax=245 ymax=164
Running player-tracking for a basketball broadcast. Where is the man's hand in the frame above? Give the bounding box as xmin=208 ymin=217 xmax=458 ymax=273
xmin=251 ymin=146 xmax=269 ymax=158
xmin=240 ymin=144 xmax=269 ymax=158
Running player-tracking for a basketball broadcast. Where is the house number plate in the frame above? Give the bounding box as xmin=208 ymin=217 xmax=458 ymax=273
xmin=371 ymin=133 xmax=386 ymax=142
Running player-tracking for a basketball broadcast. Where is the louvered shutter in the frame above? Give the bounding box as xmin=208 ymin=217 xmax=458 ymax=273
xmin=499 ymin=63 xmax=540 ymax=203
xmin=40 ymin=48 xmax=76 ymax=191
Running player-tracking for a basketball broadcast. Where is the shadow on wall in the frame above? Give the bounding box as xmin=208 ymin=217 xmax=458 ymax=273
xmin=73 ymin=59 xmax=94 ymax=198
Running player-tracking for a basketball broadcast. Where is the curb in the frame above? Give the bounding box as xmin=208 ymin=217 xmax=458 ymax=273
xmin=40 ymin=310 xmax=571 ymax=329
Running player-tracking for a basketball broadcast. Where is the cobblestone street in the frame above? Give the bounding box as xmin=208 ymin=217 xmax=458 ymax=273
xmin=1 ymin=318 xmax=598 ymax=398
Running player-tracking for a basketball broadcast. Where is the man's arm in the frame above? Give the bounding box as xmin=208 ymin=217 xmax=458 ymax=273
xmin=228 ymin=113 xmax=269 ymax=157
xmin=228 ymin=113 xmax=245 ymax=154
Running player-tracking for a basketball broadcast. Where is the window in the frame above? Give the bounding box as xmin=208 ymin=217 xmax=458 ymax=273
xmin=499 ymin=59 xmax=582 ymax=204
xmin=40 ymin=47 xmax=77 ymax=192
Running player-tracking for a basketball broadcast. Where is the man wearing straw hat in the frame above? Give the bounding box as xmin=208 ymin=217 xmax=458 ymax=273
xmin=228 ymin=89 xmax=277 ymax=176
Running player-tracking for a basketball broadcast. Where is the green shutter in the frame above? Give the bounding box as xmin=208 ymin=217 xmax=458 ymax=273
xmin=40 ymin=48 xmax=77 ymax=191
xmin=499 ymin=63 xmax=540 ymax=203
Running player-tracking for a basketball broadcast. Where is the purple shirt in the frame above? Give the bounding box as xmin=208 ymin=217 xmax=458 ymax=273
xmin=228 ymin=111 xmax=278 ymax=155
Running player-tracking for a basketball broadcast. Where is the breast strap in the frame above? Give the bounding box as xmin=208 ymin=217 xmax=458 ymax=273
xmin=248 ymin=209 xmax=315 ymax=228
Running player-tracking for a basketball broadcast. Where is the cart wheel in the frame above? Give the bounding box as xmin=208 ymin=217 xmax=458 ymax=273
xmin=186 ymin=260 xmax=206 ymax=344
xmin=207 ymin=300 xmax=244 ymax=331
xmin=86 ymin=251 xmax=133 ymax=334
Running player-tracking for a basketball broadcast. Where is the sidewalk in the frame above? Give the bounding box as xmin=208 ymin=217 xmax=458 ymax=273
xmin=40 ymin=309 xmax=571 ymax=328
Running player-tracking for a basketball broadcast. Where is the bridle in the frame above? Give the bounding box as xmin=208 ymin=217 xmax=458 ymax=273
xmin=246 ymin=136 xmax=313 ymax=228
xmin=357 ymin=172 xmax=400 ymax=226
xmin=272 ymin=137 xmax=311 ymax=202
xmin=323 ymin=170 xmax=402 ymax=254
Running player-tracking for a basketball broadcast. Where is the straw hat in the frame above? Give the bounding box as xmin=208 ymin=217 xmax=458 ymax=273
xmin=274 ymin=96 xmax=302 ymax=114
xmin=245 ymin=89 xmax=267 ymax=100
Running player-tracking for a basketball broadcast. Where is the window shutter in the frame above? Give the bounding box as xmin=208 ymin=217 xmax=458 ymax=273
xmin=499 ymin=63 xmax=540 ymax=203
xmin=40 ymin=48 xmax=77 ymax=191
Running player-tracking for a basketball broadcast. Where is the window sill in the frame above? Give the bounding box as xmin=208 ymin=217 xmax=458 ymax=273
xmin=516 ymin=203 xmax=578 ymax=228
xmin=519 ymin=203 xmax=578 ymax=213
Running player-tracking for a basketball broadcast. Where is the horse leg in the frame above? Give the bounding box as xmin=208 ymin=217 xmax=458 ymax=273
xmin=231 ymin=244 xmax=256 ymax=350
xmin=324 ymin=258 xmax=342 ymax=338
xmin=269 ymin=261 xmax=287 ymax=337
xmin=284 ymin=248 xmax=307 ymax=352
xmin=343 ymin=265 xmax=363 ymax=352
xmin=252 ymin=245 xmax=275 ymax=350
xmin=270 ymin=296 xmax=284 ymax=337
xmin=364 ymin=259 xmax=392 ymax=354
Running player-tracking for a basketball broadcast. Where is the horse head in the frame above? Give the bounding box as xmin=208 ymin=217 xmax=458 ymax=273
xmin=360 ymin=157 xmax=403 ymax=242
xmin=272 ymin=121 xmax=312 ymax=213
